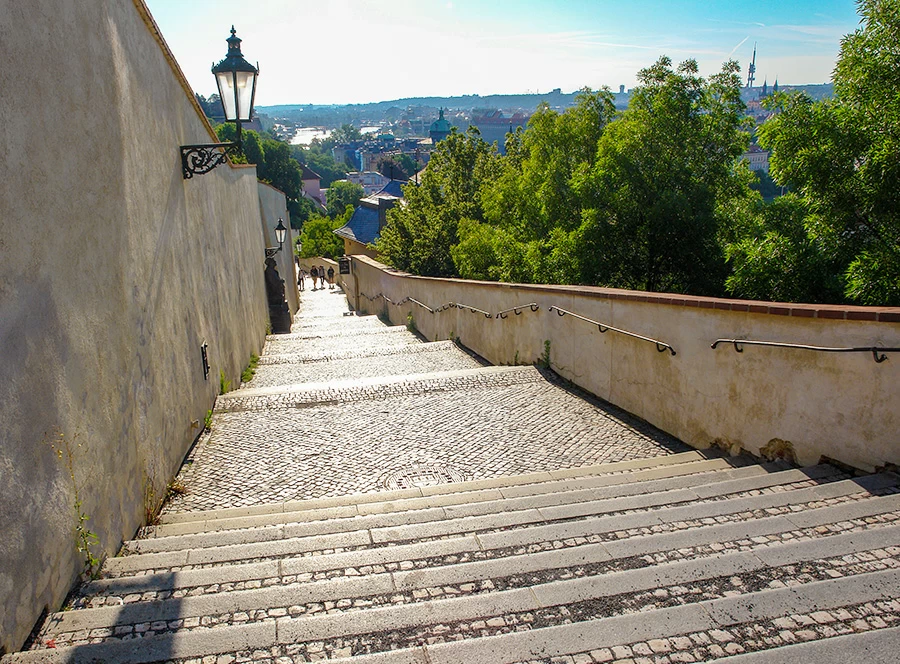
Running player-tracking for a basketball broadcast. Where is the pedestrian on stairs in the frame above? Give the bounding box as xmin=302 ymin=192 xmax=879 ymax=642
xmin=310 ymin=266 xmax=318 ymax=290
xmin=297 ymin=269 xmax=305 ymax=291
xmin=327 ymin=266 xmax=335 ymax=290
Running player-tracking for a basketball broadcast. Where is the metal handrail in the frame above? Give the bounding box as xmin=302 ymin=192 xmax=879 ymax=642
xmin=358 ymin=293 xmax=490 ymax=318
xmin=407 ymin=297 xmax=435 ymax=314
xmin=547 ymin=305 xmax=676 ymax=355
xmin=451 ymin=302 xmax=493 ymax=319
xmin=711 ymin=339 xmax=897 ymax=363
xmin=496 ymin=303 xmax=540 ymax=319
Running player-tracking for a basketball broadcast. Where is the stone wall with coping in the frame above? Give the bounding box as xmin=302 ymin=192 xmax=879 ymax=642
xmin=0 ymin=0 xmax=269 ymax=651
xmin=345 ymin=256 xmax=900 ymax=474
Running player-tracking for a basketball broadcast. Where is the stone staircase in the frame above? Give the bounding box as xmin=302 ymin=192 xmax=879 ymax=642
xmin=7 ymin=288 xmax=900 ymax=663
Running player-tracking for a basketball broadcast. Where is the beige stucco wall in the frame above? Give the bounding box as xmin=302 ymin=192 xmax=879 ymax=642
xmin=258 ymin=182 xmax=299 ymax=315
xmin=346 ymin=256 xmax=899 ymax=475
xmin=0 ymin=0 xmax=269 ymax=652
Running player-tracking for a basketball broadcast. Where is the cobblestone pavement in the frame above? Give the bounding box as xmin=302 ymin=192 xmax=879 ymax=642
xmin=165 ymin=286 xmax=685 ymax=513
xmin=246 ymin=342 xmax=486 ymax=388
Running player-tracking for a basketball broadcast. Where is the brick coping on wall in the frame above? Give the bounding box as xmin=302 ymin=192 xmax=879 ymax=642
xmin=352 ymin=255 xmax=900 ymax=323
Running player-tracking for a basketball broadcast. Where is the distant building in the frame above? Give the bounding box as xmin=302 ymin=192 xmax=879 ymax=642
xmin=429 ymin=108 xmax=453 ymax=143
xmin=345 ymin=171 xmax=389 ymax=196
xmin=741 ymin=144 xmax=770 ymax=173
xmin=299 ymin=164 xmax=326 ymax=212
xmin=333 ymin=180 xmax=405 ymax=257
xmin=468 ymin=110 xmax=529 ymax=155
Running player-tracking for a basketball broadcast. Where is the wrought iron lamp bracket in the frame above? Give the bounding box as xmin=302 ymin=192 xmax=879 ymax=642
xmin=181 ymin=142 xmax=241 ymax=179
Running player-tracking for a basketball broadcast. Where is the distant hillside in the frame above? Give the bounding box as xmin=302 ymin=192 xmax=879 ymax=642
xmin=259 ymin=84 xmax=833 ymax=128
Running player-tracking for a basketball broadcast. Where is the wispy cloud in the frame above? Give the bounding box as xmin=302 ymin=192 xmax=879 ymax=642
xmin=728 ymin=36 xmax=750 ymax=57
xmin=706 ymin=18 xmax=766 ymax=28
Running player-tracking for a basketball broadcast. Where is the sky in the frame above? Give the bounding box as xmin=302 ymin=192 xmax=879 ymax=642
xmin=144 ymin=0 xmax=863 ymax=107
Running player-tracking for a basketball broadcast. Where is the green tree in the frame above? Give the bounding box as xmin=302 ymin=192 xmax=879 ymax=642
xmin=297 ymin=210 xmax=347 ymax=259
xmin=325 ymin=180 xmax=364 ymax=218
xmin=259 ymin=139 xmax=302 ymax=202
xmin=756 ymin=0 xmax=900 ymax=304
xmin=377 ymin=128 xmax=499 ymax=277
xmin=375 ymin=154 xmax=416 ymax=180
xmin=724 ymin=194 xmax=845 ymax=303
xmin=330 ymin=123 xmax=363 ymax=144
xmin=292 ymin=145 xmax=348 ymax=188
xmin=467 ymin=88 xmax=616 ymax=283
xmin=576 ymin=58 xmax=749 ymax=295
xmin=290 ymin=196 xmax=318 ymax=229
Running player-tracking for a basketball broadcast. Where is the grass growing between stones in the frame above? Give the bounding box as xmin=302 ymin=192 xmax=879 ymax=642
xmin=241 ymin=353 xmax=260 ymax=384
xmin=48 ymin=430 xmax=103 ymax=580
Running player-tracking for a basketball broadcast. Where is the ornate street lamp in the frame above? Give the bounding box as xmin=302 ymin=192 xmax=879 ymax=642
xmin=180 ymin=27 xmax=259 ymax=179
xmin=265 ymin=218 xmax=287 ymax=257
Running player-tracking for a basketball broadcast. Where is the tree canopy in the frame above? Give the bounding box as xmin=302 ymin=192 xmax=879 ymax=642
xmin=373 ymin=5 xmax=898 ymax=306
xmin=376 ymin=127 xmax=500 ymax=277
xmin=296 ymin=209 xmax=348 ymax=259
xmin=744 ymin=0 xmax=900 ymax=305
xmin=325 ymin=180 xmax=364 ymax=219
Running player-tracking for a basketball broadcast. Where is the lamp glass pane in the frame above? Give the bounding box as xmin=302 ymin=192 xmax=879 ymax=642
xmin=275 ymin=226 xmax=286 ymax=245
xmin=234 ymin=71 xmax=256 ymax=121
xmin=215 ymin=71 xmax=238 ymax=120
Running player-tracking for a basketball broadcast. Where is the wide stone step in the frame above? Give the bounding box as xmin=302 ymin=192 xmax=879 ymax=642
xmin=40 ymin=529 xmax=900 ymax=645
xmin=714 ymin=626 xmax=900 ymax=663
xmin=77 ymin=521 xmax=900 ymax=616
xmin=256 ymin=340 xmax=451 ymax=366
xmin=15 ymin=560 xmax=900 ymax=662
xmin=127 ymin=464 xmax=864 ymax=555
xmin=155 ymin=451 xmax=710 ymax=527
xmin=261 ymin=325 xmax=421 ymax=358
xmin=102 ymin=482 xmax=900 ymax=579
xmin=244 ymin=341 xmax=485 ymax=389
xmin=289 ymin=314 xmax=383 ymax=330
xmin=214 ymin=365 xmax=544 ymax=413
xmin=267 ymin=324 xmax=414 ymax=343
xmin=146 ymin=460 xmax=802 ymax=540
xmin=129 ymin=457 xmax=752 ymax=552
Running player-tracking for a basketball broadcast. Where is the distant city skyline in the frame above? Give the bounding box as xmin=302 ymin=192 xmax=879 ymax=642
xmin=145 ymin=0 xmax=862 ymax=106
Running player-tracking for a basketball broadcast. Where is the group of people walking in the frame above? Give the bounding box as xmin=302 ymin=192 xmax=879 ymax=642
xmin=297 ymin=263 xmax=335 ymax=291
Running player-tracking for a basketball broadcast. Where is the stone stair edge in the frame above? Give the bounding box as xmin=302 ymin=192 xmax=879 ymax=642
xmin=135 ymin=463 xmax=854 ymax=553
xmin=220 ymin=364 xmax=536 ymax=401
xmin=66 ymin=523 xmax=900 ymax=636
xmin=147 ymin=460 xmax=785 ymax=541
xmin=156 ymin=450 xmax=711 ymax=526
xmin=108 ymin=486 xmax=900 ymax=581
xmin=15 ymin=569 xmax=899 ymax=664
xmin=712 ymin=626 xmax=900 ymax=664
xmin=256 ymin=340 xmax=457 ymax=364
xmin=265 ymin=325 xmax=410 ymax=341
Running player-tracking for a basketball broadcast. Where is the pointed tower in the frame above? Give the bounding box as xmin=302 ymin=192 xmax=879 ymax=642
xmin=773 ymin=79 xmax=779 ymax=93
xmin=761 ymin=79 xmax=768 ymax=98
xmin=746 ymin=43 xmax=757 ymax=88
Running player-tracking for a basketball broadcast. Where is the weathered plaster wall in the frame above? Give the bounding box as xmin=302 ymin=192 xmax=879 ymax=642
xmin=0 ymin=0 xmax=268 ymax=651
xmin=346 ymin=256 xmax=900 ymax=474
xmin=258 ymin=182 xmax=299 ymax=315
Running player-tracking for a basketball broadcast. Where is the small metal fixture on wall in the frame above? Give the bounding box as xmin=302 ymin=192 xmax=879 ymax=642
xmin=264 ymin=218 xmax=287 ymax=258
xmin=200 ymin=342 xmax=210 ymax=380
xmin=181 ymin=27 xmax=259 ymax=179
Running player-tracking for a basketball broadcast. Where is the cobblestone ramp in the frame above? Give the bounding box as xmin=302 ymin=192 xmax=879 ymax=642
xmin=8 ymin=287 xmax=900 ymax=662
xmin=163 ymin=286 xmax=686 ymax=513
xmin=9 ymin=455 xmax=900 ymax=662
